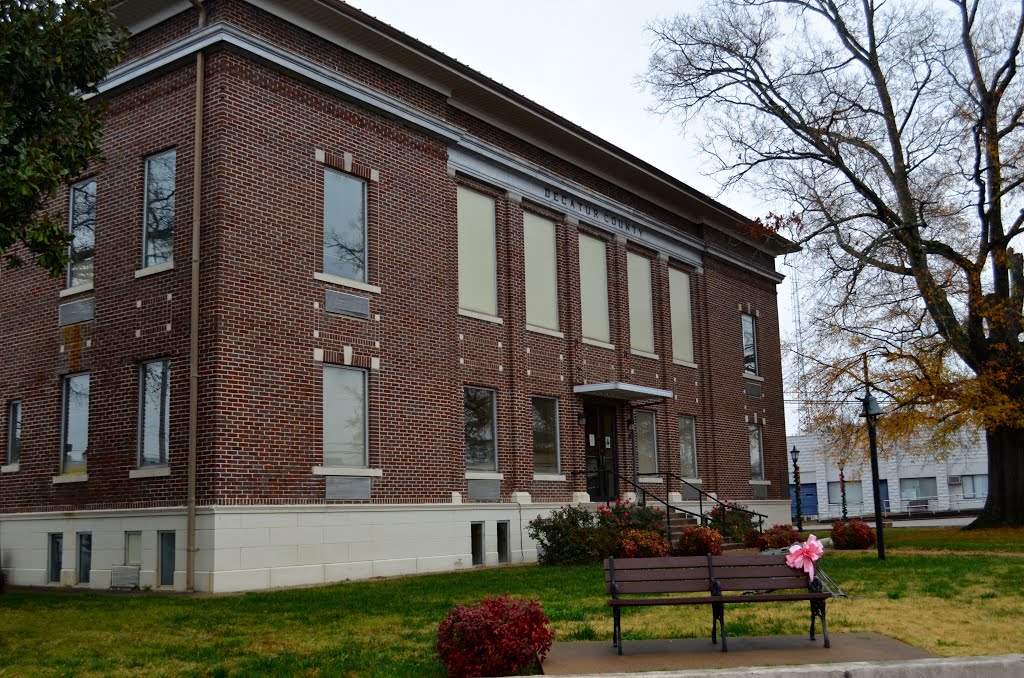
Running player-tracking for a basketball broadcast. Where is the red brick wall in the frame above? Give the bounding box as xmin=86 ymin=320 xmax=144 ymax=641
xmin=0 ymin=0 xmax=790 ymax=512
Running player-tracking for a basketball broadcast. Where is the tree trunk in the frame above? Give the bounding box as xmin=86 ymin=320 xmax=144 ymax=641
xmin=968 ymin=427 xmax=1024 ymax=528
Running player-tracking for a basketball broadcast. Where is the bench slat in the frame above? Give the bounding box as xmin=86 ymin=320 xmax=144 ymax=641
xmin=716 ymin=576 xmax=809 ymax=591
xmin=710 ymin=554 xmax=788 ymax=566
xmin=713 ymin=564 xmax=801 ymax=579
xmin=606 ymin=556 xmax=707 ymax=569
xmin=610 ymin=580 xmax=711 ymax=595
xmin=606 ymin=568 xmax=708 ymax=582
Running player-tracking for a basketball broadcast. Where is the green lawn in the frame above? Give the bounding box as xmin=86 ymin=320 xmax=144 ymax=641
xmin=2 ymin=528 xmax=1023 ymax=677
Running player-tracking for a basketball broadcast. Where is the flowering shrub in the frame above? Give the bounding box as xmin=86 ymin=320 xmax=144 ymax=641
xmin=675 ymin=525 xmax=723 ymax=556
xmin=527 ymin=505 xmax=607 ymax=565
xmin=615 ymin=528 xmax=671 ymax=558
xmin=745 ymin=524 xmax=803 ymax=551
xmin=436 ymin=595 xmax=554 ymax=678
xmin=707 ymin=502 xmax=757 ymax=542
xmin=597 ymin=500 xmax=665 ymax=533
xmin=831 ymin=519 xmax=876 ymax=549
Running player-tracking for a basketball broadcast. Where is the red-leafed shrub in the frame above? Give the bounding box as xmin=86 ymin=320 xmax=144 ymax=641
xmin=675 ymin=525 xmax=723 ymax=556
xmin=831 ymin=519 xmax=877 ymax=550
xmin=615 ymin=528 xmax=671 ymax=558
xmin=435 ymin=595 xmax=553 ymax=678
xmin=746 ymin=524 xmax=803 ymax=551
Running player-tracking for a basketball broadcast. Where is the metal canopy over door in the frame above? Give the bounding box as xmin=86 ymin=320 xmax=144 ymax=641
xmin=585 ymin=404 xmax=617 ymax=502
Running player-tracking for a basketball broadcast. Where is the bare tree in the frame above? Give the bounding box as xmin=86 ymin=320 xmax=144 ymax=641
xmin=644 ymin=0 xmax=1024 ymax=526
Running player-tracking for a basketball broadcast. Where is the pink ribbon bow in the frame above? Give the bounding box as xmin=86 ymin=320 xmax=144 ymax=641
xmin=786 ymin=534 xmax=824 ymax=580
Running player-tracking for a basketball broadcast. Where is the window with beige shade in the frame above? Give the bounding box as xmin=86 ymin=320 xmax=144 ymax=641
xmin=524 ymin=213 xmax=559 ymax=330
xmin=457 ymin=187 xmax=497 ymax=316
xmin=627 ymin=252 xmax=655 ymax=353
xmin=578 ymin=233 xmax=610 ymax=343
xmin=670 ymin=268 xmax=694 ymax=363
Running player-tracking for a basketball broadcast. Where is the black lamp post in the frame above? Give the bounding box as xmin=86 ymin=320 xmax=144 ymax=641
xmin=858 ymin=384 xmax=886 ymax=560
xmin=790 ymin=445 xmax=803 ymax=531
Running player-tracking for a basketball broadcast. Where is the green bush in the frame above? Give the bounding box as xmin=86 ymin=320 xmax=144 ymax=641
xmin=708 ymin=502 xmax=757 ymax=542
xmin=675 ymin=525 xmax=723 ymax=556
xmin=527 ymin=505 xmax=608 ymax=565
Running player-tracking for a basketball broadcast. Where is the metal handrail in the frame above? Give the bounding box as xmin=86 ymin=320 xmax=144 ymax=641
xmin=660 ymin=471 xmax=767 ymax=534
xmin=568 ymin=469 xmax=704 ymax=541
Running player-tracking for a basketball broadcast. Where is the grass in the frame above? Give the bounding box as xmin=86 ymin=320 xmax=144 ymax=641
xmin=2 ymin=528 xmax=1023 ymax=676
xmin=883 ymin=527 xmax=1024 ymax=553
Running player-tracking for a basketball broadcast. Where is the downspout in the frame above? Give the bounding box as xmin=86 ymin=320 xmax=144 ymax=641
xmin=186 ymin=0 xmax=206 ymax=593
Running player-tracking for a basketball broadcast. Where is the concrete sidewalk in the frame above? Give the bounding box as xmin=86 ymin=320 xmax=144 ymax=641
xmin=541 ymin=633 xmax=930 ymax=675
xmin=539 ymin=635 xmax=1023 ymax=676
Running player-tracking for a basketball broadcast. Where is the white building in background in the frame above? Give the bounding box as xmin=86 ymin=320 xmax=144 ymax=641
xmin=785 ymin=430 xmax=989 ymax=521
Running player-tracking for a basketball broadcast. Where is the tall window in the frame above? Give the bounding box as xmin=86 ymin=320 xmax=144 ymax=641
xmin=678 ymin=416 xmax=697 ymax=478
xmin=531 ymin=397 xmax=559 ymax=473
xmin=77 ymin=533 xmax=92 ymax=584
xmin=828 ymin=480 xmax=863 ymax=504
xmin=962 ymin=474 xmax=989 ymax=499
xmin=669 ymin=269 xmax=694 ymax=363
xmin=635 ymin=410 xmax=657 ymax=474
xmin=464 ymin=387 xmax=497 ymax=471
xmin=578 ymin=234 xmax=610 ymax=342
xmin=68 ymin=178 xmax=96 ymax=288
xmin=323 ymin=168 xmax=368 ymax=281
xmin=48 ymin=533 xmax=63 ymax=583
xmin=61 ymin=373 xmax=90 ymax=475
xmin=142 ymin=150 xmax=176 ymax=268
xmin=742 ymin=314 xmax=758 ymax=375
xmin=900 ymin=477 xmax=937 ymax=499
xmin=6 ymin=400 xmax=21 ymax=465
xmin=124 ymin=531 xmax=142 ymax=567
xmin=524 ymin=213 xmax=559 ymax=330
xmin=457 ymin=187 xmax=497 ymax=316
xmin=748 ymin=424 xmax=764 ymax=480
xmin=323 ymin=366 xmax=367 ymax=467
xmin=627 ymin=252 xmax=655 ymax=353
xmin=139 ymin=360 xmax=170 ymax=467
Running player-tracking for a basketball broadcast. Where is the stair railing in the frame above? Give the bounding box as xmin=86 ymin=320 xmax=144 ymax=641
xmin=568 ymin=469 xmax=704 ymax=542
xmin=661 ymin=471 xmax=767 ymax=535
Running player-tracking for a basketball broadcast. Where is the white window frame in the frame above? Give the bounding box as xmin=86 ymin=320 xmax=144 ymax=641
xmin=464 ymin=386 xmax=498 ymax=472
xmin=138 ymin=359 xmax=171 ymax=468
xmin=531 ymin=396 xmax=560 ymax=473
xmin=457 ymin=187 xmax=498 ymax=317
xmin=635 ymin=410 xmax=658 ymax=475
xmin=578 ymin=233 xmax=611 ymax=343
xmin=742 ymin=313 xmax=759 ymax=375
xmin=124 ymin=531 xmax=142 ymax=566
xmin=322 ymin=365 xmax=369 ymax=468
xmin=523 ymin=212 xmax=560 ymax=331
xmin=678 ymin=415 xmax=698 ymax=479
xmin=322 ymin=167 xmax=369 ymax=283
xmin=141 ymin=149 xmax=177 ymax=269
xmin=60 ymin=373 xmax=90 ymax=475
xmin=6 ymin=400 xmax=21 ymax=465
xmin=827 ymin=480 xmax=863 ymax=504
xmin=748 ymin=423 xmax=764 ymax=480
xmin=67 ymin=178 xmax=96 ymax=289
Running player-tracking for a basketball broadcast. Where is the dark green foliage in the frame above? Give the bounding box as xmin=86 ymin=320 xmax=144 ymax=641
xmin=527 ymin=505 xmax=609 ymax=565
xmin=831 ymin=519 xmax=877 ymax=550
xmin=1 ymin=0 xmax=126 ymax=275
xmin=707 ymin=502 xmax=757 ymax=542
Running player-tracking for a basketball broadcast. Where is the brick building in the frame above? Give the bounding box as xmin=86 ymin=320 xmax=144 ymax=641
xmin=0 ymin=0 xmax=797 ymax=592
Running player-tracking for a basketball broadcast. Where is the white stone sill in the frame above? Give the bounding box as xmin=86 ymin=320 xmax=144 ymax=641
xmin=673 ymin=359 xmax=698 ymax=369
xmin=465 ymin=471 xmax=503 ymax=480
xmin=129 ymin=466 xmax=171 ymax=479
xmin=533 ymin=473 xmax=566 ymax=482
xmin=743 ymin=372 xmax=765 ymax=382
xmin=749 ymin=479 xmax=772 ymax=486
xmin=53 ymin=473 xmax=89 ymax=484
xmin=458 ymin=309 xmax=504 ymax=325
xmin=630 ymin=349 xmax=659 ymax=360
xmin=581 ymin=337 xmax=615 ymax=350
xmin=638 ymin=476 xmax=664 ymax=484
xmin=60 ymin=283 xmax=94 ymax=298
xmin=526 ymin=324 xmax=564 ymax=339
xmin=312 ymin=466 xmax=383 ymax=477
xmin=1 ymin=463 xmax=20 ymax=473
xmin=313 ymin=271 xmax=381 ymax=294
xmin=135 ymin=261 xmax=174 ymax=278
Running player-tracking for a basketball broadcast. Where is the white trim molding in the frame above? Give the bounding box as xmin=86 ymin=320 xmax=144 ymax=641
xmin=464 ymin=471 xmax=504 ymax=480
xmin=458 ymin=309 xmax=504 ymax=325
xmin=313 ymin=271 xmax=381 ymax=294
xmin=60 ymin=283 xmax=94 ymax=298
xmin=129 ymin=466 xmax=172 ymax=479
xmin=53 ymin=473 xmax=89 ymax=484
xmin=312 ymin=466 xmax=383 ymax=477
xmin=134 ymin=261 xmax=174 ymax=279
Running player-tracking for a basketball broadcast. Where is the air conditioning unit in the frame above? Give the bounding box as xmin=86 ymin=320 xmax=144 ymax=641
xmin=111 ymin=565 xmax=140 ymax=589
xmin=947 ymin=475 xmax=962 ymax=485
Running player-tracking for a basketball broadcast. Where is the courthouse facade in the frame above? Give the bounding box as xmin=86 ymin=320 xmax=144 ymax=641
xmin=0 ymin=0 xmax=796 ymax=592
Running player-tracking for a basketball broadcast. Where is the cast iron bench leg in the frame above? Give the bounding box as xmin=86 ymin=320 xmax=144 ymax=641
xmin=712 ymin=602 xmax=727 ymax=652
xmin=613 ymin=607 xmax=623 ymax=654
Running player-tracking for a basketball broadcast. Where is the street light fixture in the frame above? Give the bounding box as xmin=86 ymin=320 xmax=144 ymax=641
xmin=790 ymin=445 xmax=803 ymax=531
xmin=858 ymin=384 xmax=886 ymax=560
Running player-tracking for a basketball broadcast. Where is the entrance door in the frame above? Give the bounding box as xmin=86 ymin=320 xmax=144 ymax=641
xmin=878 ymin=479 xmax=890 ymax=513
xmin=584 ymin=405 xmax=617 ymax=502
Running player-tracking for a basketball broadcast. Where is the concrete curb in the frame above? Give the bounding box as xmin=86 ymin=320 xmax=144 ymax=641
xmin=534 ymin=654 xmax=1024 ymax=677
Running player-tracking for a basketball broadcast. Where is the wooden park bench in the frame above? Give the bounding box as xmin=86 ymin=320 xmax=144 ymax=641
xmin=604 ymin=554 xmax=832 ymax=654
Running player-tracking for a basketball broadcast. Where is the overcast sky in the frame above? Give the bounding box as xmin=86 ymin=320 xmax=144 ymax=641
xmin=345 ymin=0 xmax=805 ymax=432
